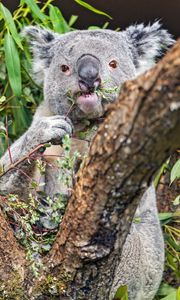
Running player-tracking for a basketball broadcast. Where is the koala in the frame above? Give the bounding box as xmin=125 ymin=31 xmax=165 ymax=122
xmin=0 ymin=21 xmax=174 ymax=299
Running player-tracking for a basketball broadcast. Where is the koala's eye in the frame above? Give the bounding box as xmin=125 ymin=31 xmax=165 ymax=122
xmin=109 ymin=60 xmax=118 ymax=69
xmin=61 ymin=65 xmax=70 ymax=73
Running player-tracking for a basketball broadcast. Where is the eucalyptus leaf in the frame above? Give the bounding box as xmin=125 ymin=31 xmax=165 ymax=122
xmin=172 ymin=195 xmax=180 ymax=206
xmin=0 ymin=95 xmax=6 ymax=111
xmin=153 ymin=159 xmax=169 ymax=187
xmin=177 ymin=287 xmax=180 ymax=300
xmin=170 ymin=159 xmax=180 ymax=184
xmin=159 ymin=212 xmax=174 ymax=221
xmin=102 ymin=22 xmax=109 ymax=29
xmin=11 ymin=98 xmax=31 ymax=134
xmin=166 ymin=252 xmax=177 ymax=270
xmin=68 ymin=15 xmax=78 ymax=27
xmin=160 ymin=291 xmax=176 ymax=300
xmin=4 ymin=32 xmax=22 ymax=96
xmin=49 ymin=5 xmax=70 ymax=33
xmin=74 ymin=0 xmax=112 ymax=19
xmin=165 ymin=235 xmax=180 ymax=251
xmin=157 ymin=283 xmax=176 ymax=296
xmin=113 ymin=285 xmax=128 ymax=300
xmin=0 ymin=96 xmax=6 ymax=105
xmin=88 ymin=26 xmax=101 ymax=30
xmin=0 ymin=3 xmax=23 ymax=49
xmin=24 ymin=0 xmax=47 ymax=22
xmin=0 ymin=131 xmax=6 ymax=137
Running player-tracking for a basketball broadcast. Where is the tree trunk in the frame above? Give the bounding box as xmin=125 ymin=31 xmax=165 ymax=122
xmin=0 ymin=41 xmax=180 ymax=299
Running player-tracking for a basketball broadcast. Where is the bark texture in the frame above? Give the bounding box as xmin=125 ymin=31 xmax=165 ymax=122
xmin=0 ymin=41 xmax=180 ymax=299
xmin=0 ymin=208 xmax=26 ymax=298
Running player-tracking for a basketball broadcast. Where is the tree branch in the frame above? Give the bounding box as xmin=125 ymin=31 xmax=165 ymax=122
xmin=0 ymin=143 xmax=46 ymax=179
xmin=0 ymin=207 xmax=25 ymax=284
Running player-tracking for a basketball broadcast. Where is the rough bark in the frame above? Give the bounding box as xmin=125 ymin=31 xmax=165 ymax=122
xmin=0 ymin=41 xmax=179 ymax=299
xmin=0 ymin=208 xmax=26 ymax=298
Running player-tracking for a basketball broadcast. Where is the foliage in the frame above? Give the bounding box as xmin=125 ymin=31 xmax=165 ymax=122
xmin=74 ymin=0 xmax=112 ymax=20
xmin=0 ymin=0 xmax=80 ymax=158
xmin=170 ymin=159 xmax=180 ymax=184
xmin=154 ymin=155 xmax=180 ymax=300
xmin=112 ymin=285 xmax=128 ymax=300
xmin=0 ymin=135 xmax=78 ymax=275
xmin=58 ymin=134 xmax=80 ymax=187
xmin=155 ymin=283 xmax=179 ymax=300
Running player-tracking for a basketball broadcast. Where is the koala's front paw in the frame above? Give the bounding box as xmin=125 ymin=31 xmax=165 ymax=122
xmin=32 ymin=116 xmax=73 ymax=145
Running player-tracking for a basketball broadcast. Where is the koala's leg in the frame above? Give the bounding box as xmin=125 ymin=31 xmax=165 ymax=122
xmin=0 ymin=111 xmax=73 ymax=197
xmin=111 ymin=185 xmax=164 ymax=300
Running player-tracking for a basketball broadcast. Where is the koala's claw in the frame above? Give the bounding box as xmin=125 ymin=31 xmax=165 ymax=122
xmin=30 ymin=115 xmax=73 ymax=146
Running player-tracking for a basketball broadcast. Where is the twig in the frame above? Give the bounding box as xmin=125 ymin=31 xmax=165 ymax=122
xmin=65 ymin=102 xmax=75 ymax=119
xmin=0 ymin=143 xmax=46 ymax=178
xmin=5 ymin=116 xmax=13 ymax=164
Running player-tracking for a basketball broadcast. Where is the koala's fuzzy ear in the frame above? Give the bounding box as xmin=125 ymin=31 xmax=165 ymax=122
xmin=125 ymin=21 xmax=174 ymax=75
xmin=22 ymin=26 xmax=57 ymax=84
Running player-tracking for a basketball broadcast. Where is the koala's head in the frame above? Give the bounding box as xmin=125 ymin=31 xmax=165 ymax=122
xmin=22 ymin=22 xmax=173 ymax=122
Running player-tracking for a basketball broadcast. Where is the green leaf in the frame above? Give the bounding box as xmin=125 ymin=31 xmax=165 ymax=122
xmin=159 ymin=212 xmax=174 ymax=221
xmin=102 ymin=22 xmax=109 ymax=29
xmin=0 ymin=96 xmax=6 ymax=105
xmin=153 ymin=159 xmax=169 ymax=187
xmin=88 ymin=26 xmax=101 ymax=30
xmin=74 ymin=0 xmax=112 ymax=19
xmin=24 ymin=0 xmax=47 ymax=22
xmin=166 ymin=252 xmax=178 ymax=270
xmin=165 ymin=235 xmax=180 ymax=252
xmin=68 ymin=15 xmax=78 ymax=27
xmin=49 ymin=5 xmax=70 ymax=33
xmin=170 ymin=159 xmax=180 ymax=184
xmin=177 ymin=287 xmax=180 ymax=300
xmin=0 ymin=3 xmax=23 ymax=49
xmin=113 ymin=285 xmax=128 ymax=300
xmin=4 ymin=32 xmax=22 ymax=96
xmin=173 ymin=195 xmax=180 ymax=206
xmin=11 ymin=98 xmax=31 ymax=134
xmin=31 ymin=180 xmax=38 ymax=189
xmin=157 ymin=283 xmax=176 ymax=296
xmin=160 ymin=291 xmax=176 ymax=300
xmin=0 ymin=122 xmax=6 ymax=132
xmin=133 ymin=217 xmax=141 ymax=224
xmin=0 ymin=96 xmax=7 ymax=111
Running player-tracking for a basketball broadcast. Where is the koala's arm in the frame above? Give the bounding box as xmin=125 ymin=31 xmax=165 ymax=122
xmin=111 ymin=185 xmax=164 ymax=300
xmin=0 ymin=132 xmax=35 ymax=196
xmin=0 ymin=107 xmax=73 ymax=196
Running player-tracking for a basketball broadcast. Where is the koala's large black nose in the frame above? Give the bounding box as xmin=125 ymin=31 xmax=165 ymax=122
xmin=77 ymin=55 xmax=100 ymax=91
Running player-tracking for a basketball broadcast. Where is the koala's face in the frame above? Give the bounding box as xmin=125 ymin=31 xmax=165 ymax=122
xmin=23 ymin=23 xmax=173 ymax=122
xmin=44 ymin=31 xmax=137 ymax=121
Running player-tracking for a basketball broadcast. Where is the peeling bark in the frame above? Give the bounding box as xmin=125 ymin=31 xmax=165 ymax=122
xmin=0 ymin=41 xmax=179 ymax=299
xmin=0 ymin=208 xmax=25 ymax=297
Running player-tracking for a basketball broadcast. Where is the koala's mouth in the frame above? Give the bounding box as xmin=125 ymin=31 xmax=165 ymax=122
xmin=76 ymin=91 xmax=101 ymax=114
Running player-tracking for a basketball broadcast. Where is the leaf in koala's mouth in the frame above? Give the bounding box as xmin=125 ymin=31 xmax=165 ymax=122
xmin=76 ymin=92 xmax=100 ymax=114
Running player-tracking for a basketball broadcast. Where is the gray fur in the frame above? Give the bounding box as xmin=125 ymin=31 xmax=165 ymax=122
xmin=111 ymin=185 xmax=164 ymax=299
xmin=126 ymin=21 xmax=174 ymax=74
xmin=0 ymin=22 xmax=173 ymax=299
